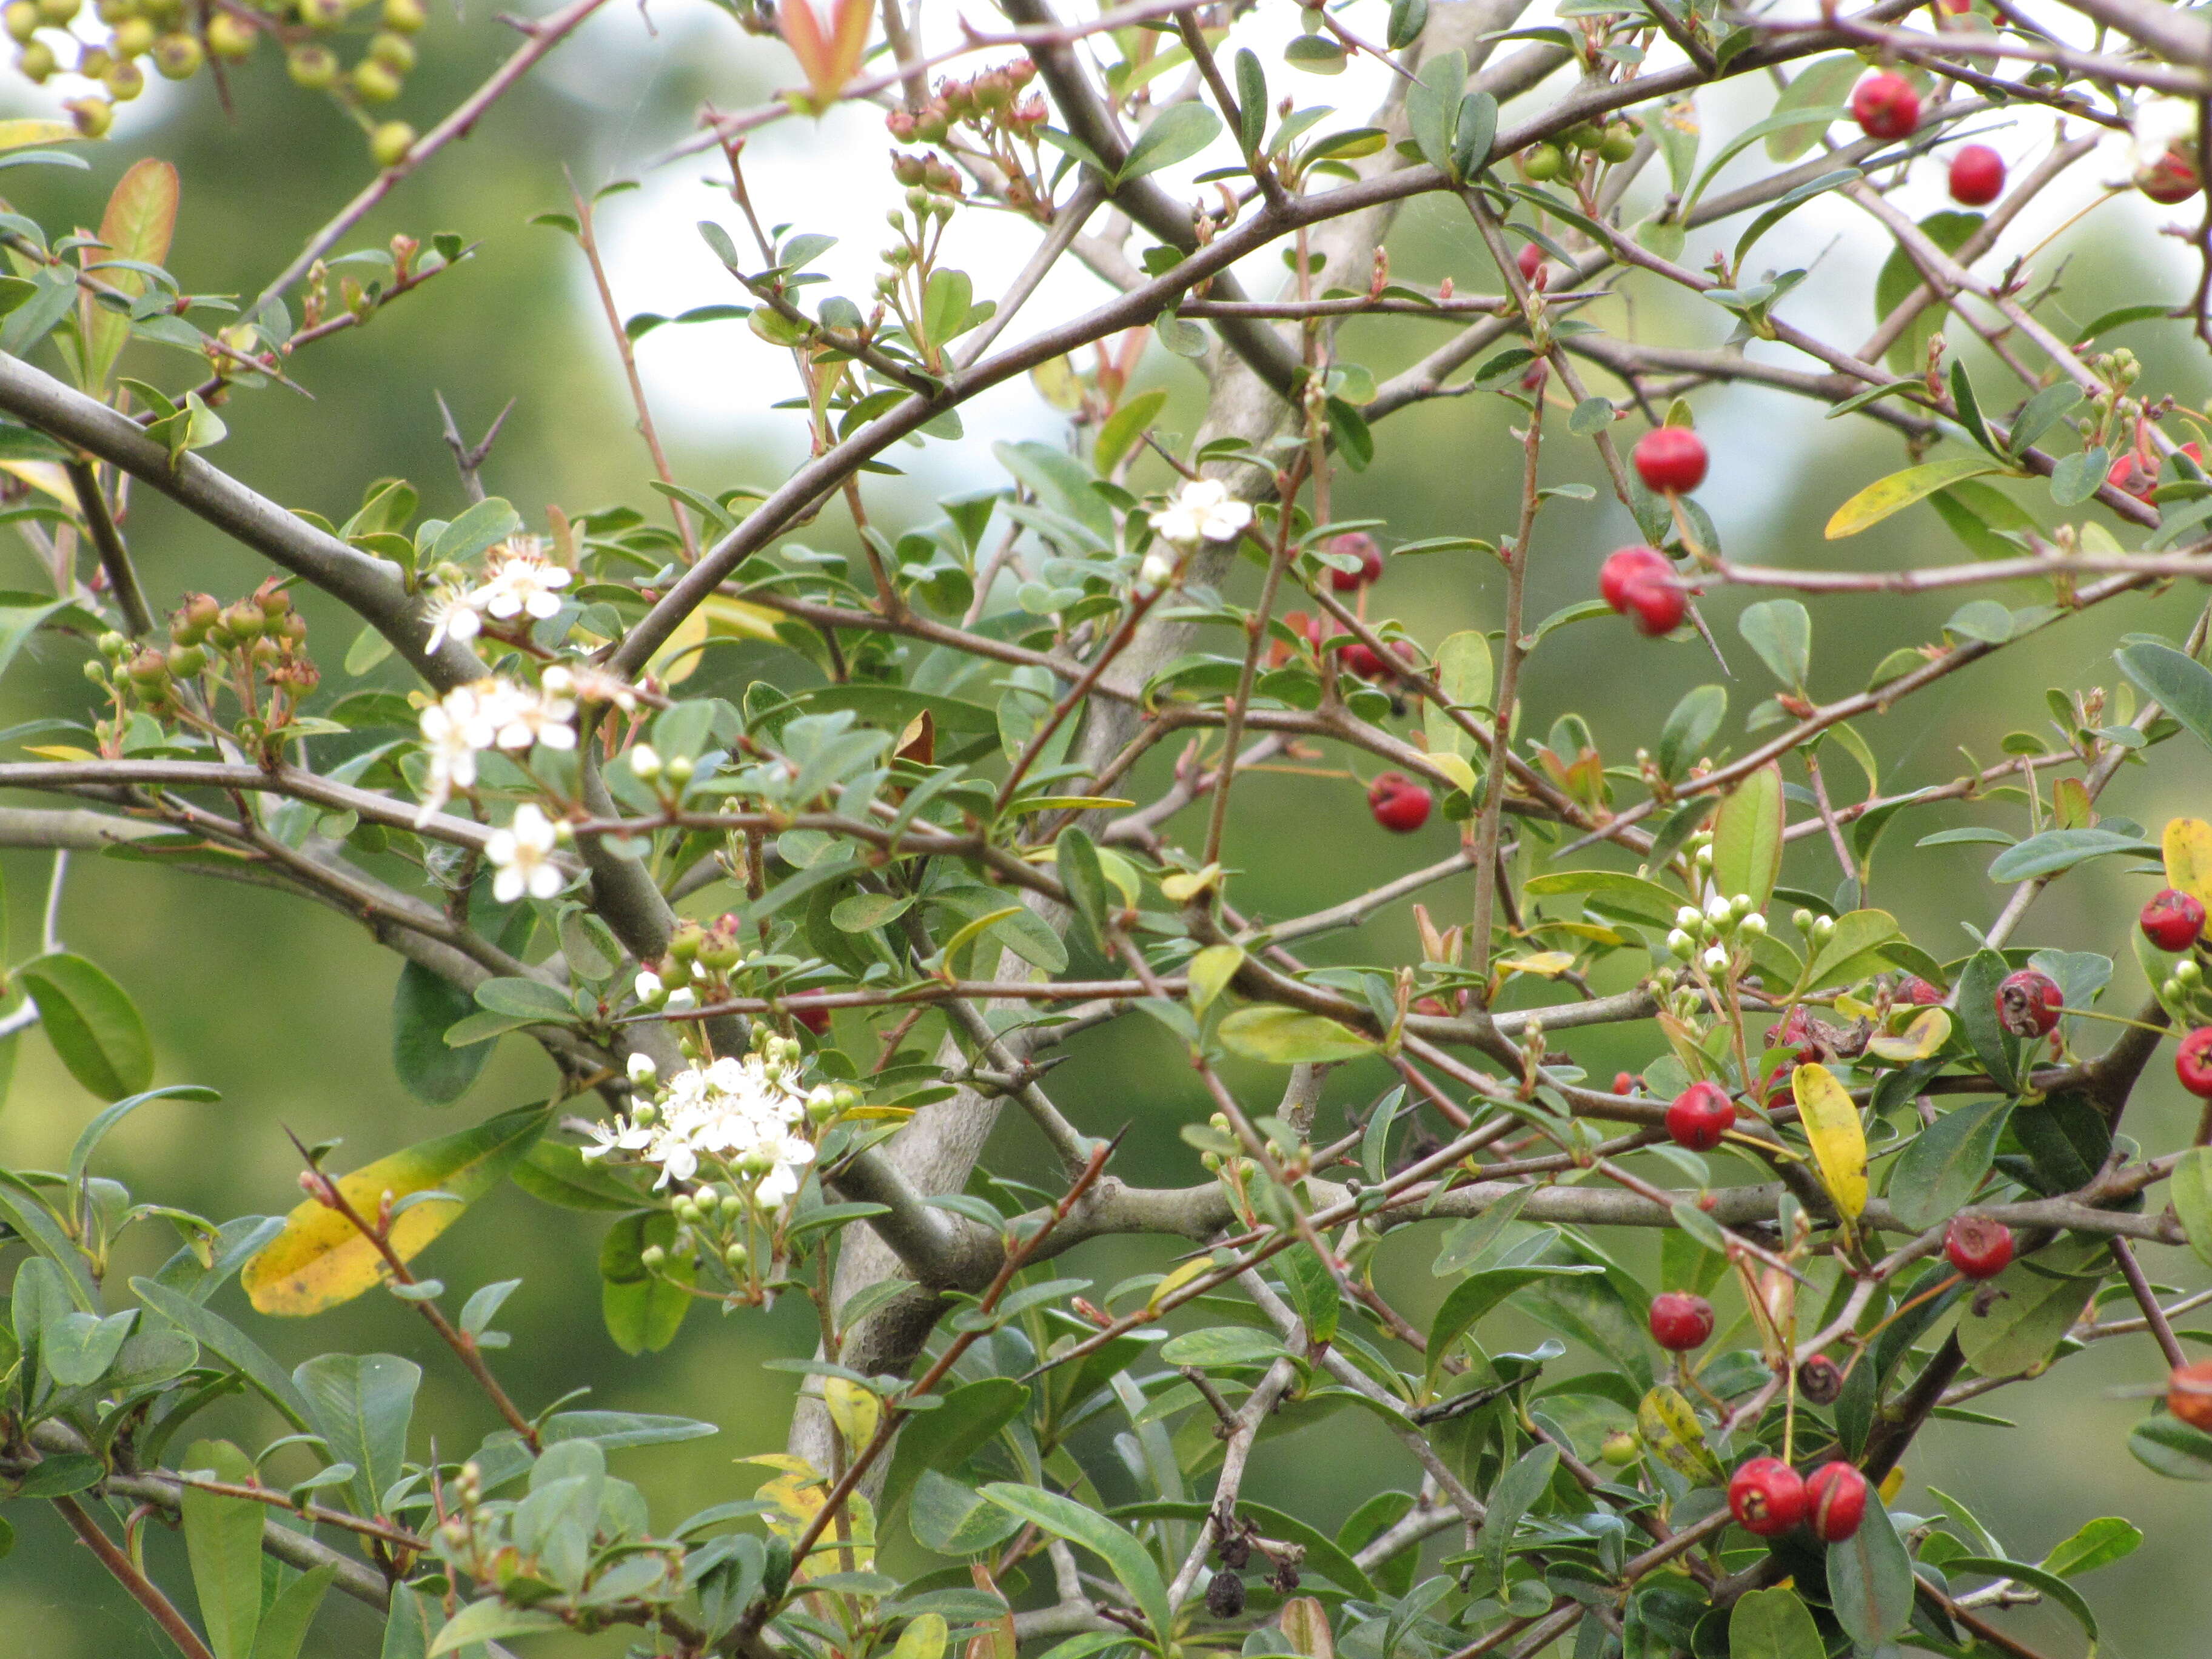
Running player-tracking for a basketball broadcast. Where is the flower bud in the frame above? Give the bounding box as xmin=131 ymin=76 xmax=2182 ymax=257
xmin=1792 ymin=908 xmax=1815 ymax=934
xmin=627 ymin=1051 xmax=657 ymax=1085
xmin=1701 ymin=945 xmax=1730 ymax=973
xmin=2181 ymin=959 xmax=2204 ymax=987
xmin=1666 ymin=928 xmax=1694 ymax=960
xmin=665 ymin=987 xmax=697 ymax=1012
xmin=725 ymin=1241 xmax=749 ymax=1270
xmin=1704 ymin=894 xmax=1732 ymax=925
xmin=640 ymin=1244 xmax=666 ymax=1270
xmin=632 ymin=1102 xmax=658 ymax=1127
xmin=633 ymin=969 xmax=667 ymax=1006
xmin=1675 ymin=905 xmax=1701 ymax=931
xmin=663 ymin=752 xmax=695 ymax=787
xmin=1740 ymin=911 xmax=1767 ymax=936
xmin=628 ymin=742 xmax=662 ymax=782
xmin=1693 ymin=845 xmax=1713 ymax=868
xmin=1811 ymin=915 xmax=1836 ymax=944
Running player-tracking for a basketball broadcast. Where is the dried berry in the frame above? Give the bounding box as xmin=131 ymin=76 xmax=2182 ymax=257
xmin=1994 ymin=968 xmax=2062 ymax=1037
xmin=1205 ymin=1567 xmax=1246 ymax=1618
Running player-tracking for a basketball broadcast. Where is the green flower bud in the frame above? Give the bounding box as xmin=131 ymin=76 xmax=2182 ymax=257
xmin=350 ymin=57 xmax=402 ymax=102
xmin=369 ymin=121 xmax=415 ymax=169
xmin=725 ymin=1241 xmax=749 ymax=1270
xmin=1792 ymin=908 xmax=1815 ymax=935
xmin=2179 ymin=959 xmax=2203 ymax=987
xmin=367 ymin=28 xmax=412 ymax=71
xmin=82 ymin=659 xmax=109 ymax=688
xmin=640 ymin=1243 xmax=666 ymax=1270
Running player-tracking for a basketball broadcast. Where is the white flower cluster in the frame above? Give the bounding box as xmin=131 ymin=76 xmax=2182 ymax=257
xmin=583 ymin=1051 xmax=819 ymax=1201
xmin=424 ymin=535 xmax=575 ymax=652
xmin=415 ymin=675 xmax=577 ymax=823
xmin=485 ymin=803 xmax=565 ymax=902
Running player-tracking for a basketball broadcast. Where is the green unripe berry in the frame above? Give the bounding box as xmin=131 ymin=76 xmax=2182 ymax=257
xmin=166 ymin=642 xmax=206 ymax=677
xmin=206 ymin=11 xmax=255 ymax=57
xmin=126 ymin=647 xmax=168 ymax=688
xmin=220 ymin=599 xmax=266 ymax=639
xmin=150 ymin=30 xmax=198 ymax=76
xmin=2179 ymin=959 xmax=2204 ymax=987
xmin=674 ymin=1196 xmax=700 ymax=1223
xmin=66 ymin=95 xmax=112 ymax=138
xmin=1521 ymin=142 xmax=1565 ymax=182
xmin=669 ymin=920 xmax=706 ymax=962
xmin=286 ymin=42 xmax=337 ymax=89
xmin=639 ymin=1244 xmax=666 ymax=1270
xmin=296 ymin=0 xmax=343 ymax=24
xmin=94 ymin=0 xmax=133 ymax=19
xmin=1600 ymin=1430 xmax=1640 ymax=1467
xmin=33 ymin=0 xmax=76 ymax=24
xmin=350 ymin=56 xmax=401 ymax=102
xmin=2163 ymin=976 xmax=2185 ymax=1003
xmin=1598 ymin=125 xmax=1637 ymax=164
xmin=97 ymin=631 xmax=129 ymax=660
xmin=4 ymin=2 xmax=38 ymax=42
xmin=109 ymin=16 xmax=152 ymax=55
xmin=15 ymin=37 xmax=53 ymax=78
xmin=367 ymin=28 xmax=412 ymax=70
xmin=101 ymin=54 xmax=142 ymax=98
xmin=1564 ymin=121 xmax=1604 ymax=150
xmin=369 ymin=120 xmax=415 ymax=169
xmin=381 ymin=0 xmax=424 ymax=28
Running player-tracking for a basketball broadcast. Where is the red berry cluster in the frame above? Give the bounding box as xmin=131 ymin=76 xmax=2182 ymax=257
xmin=1728 ymin=1456 xmax=1868 ymax=1542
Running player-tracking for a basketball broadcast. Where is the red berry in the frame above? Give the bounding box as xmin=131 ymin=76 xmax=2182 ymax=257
xmin=1648 ymin=1291 xmax=1714 ymax=1351
xmin=1851 ymin=73 xmax=1921 ymax=141
xmin=2170 ymin=1358 xmax=2212 ymax=1430
xmin=1805 ymin=1461 xmax=1869 ymax=1542
xmin=2177 ymin=1027 xmax=2212 ymax=1098
xmin=1325 ymin=531 xmax=1385 ymax=592
xmin=1598 ymin=545 xmax=1684 ymax=636
xmin=2142 ymin=888 xmax=2207 ymax=951
xmin=1367 ymin=772 xmax=1432 ymax=834
xmin=1728 ymin=1457 xmax=1808 ymax=1537
xmin=791 ymin=1001 xmax=832 ymax=1036
xmin=1945 ymin=1213 xmax=2014 ymax=1279
xmin=1339 ymin=637 xmax=1414 ymax=681
xmin=1936 ymin=0 xmax=1971 ymax=12
xmin=1948 ymin=143 xmax=2005 ymax=205
xmin=2139 ymin=144 xmax=2203 ymax=204
xmin=1994 ymin=968 xmax=2063 ymax=1037
xmin=1898 ymin=975 xmax=1946 ymax=1006
xmin=1632 ymin=426 xmax=1708 ymax=495
xmin=1614 ymin=1070 xmax=1641 ymax=1096
xmin=1769 ymin=1003 xmax=1815 ymax=1061
xmin=1516 ymin=242 xmax=1547 ymax=290
xmin=1666 ymin=1081 xmax=1737 ymax=1151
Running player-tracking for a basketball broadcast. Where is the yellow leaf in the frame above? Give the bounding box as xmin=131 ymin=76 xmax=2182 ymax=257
xmin=1187 ymin=943 xmax=1244 ymax=1015
xmin=1636 ymin=1384 xmax=1723 ymax=1484
xmin=1148 ymin=1256 xmax=1212 ymax=1312
xmin=1867 ymin=1007 xmax=1951 ymax=1062
xmin=0 ymin=460 xmax=78 ymax=507
xmin=649 ymin=593 xmax=780 ymax=684
xmin=2164 ymin=817 xmax=2212 ymax=910
xmin=1791 ymin=1062 xmax=1868 ymax=1220
xmin=242 ymin=1105 xmax=546 ymax=1316
xmin=1159 ymin=863 xmax=1221 ymax=903
xmin=1498 ymin=951 xmax=1576 ymax=979
xmin=1879 ymin=1466 xmax=1905 ymax=1504
xmin=24 ymin=745 xmax=99 ymax=762
xmin=1279 ymin=1599 xmax=1334 ymax=1659
xmin=1030 ymin=355 xmax=1084 ymax=411
xmin=0 ymin=119 xmax=84 ymax=151
xmin=824 ymin=1375 xmax=882 ymax=1453
xmin=1429 ymin=751 xmax=1478 ymax=797
xmin=1825 ymin=456 xmax=2011 ymax=539
xmin=893 ymin=1614 xmax=949 ymax=1659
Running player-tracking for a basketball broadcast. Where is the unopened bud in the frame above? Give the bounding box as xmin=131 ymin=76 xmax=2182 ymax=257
xmin=629 ymin=742 xmax=662 ymax=782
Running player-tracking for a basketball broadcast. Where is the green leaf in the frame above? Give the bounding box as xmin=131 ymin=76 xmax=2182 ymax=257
xmin=427 ymin=1601 xmax=565 ymax=1657
xmin=1765 ymin=57 xmax=1860 ymax=160
xmin=1826 ymin=1489 xmax=1915 ymax=1649
xmin=1945 ymin=1555 xmax=2097 ymax=1642
xmin=1728 ymin=1585 xmax=1823 ymax=1658
xmin=979 ymin=1484 xmax=1171 ymax=1643
xmin=1159 ymin=1326 xmax=1287 ymax=1368
xmin=182 ymin=1439 xmax=264 ymax=1659
xmin=1886 ymin=1099 xmax=2009 ymax=1231
xmin=1278 ymin=1242 xmax=1339 ymax=1345
xmin=2117 ymin=642 xmax=2212 ymax=754
xmin=2041 ymin=1515 xmax=2143 ymax=1577
xmin=1055 ymin=826 xmax=1112 ymax=952
xmin=912 ymin=1469 xmax=1024 ymax=1555
xmin=2130 ymin=1413 xmax=2212 ymax=1479
xmin=293 ymin=1352 xmax=420 ymax=1517
xmin=882 ymin=1378 xmax=1029 ymax=1523
xmin=392 ymin=962 xmax=493 ymax=1105
xmin=431 ymin=496 xmax=521 ymax=566
xmin=247 ymin=1565 xmax=334 ymax=1659
xmin=1481 ymin=1443 xmax=1556 ymax=1583
xmin=2172 ymin=1146 xmax=2212 ymax=1269
xmin=1986 ymin=827 xmax=2156 ymax=882
xmin=243 ymin=1105 xmax=548 ymax=1316
xmin=1872 ymin=210 xmax=1982 ymax=374
xmin=1954 ymin=948 xmax=2018 ymax=1092
xmin=1957 ymin=1237 xmax=2105 ymax=1376
xmin=1657 ymin=685 xmax=1727 ymax=782
xmin=1826 ymin=455 xmax=2009 ymax=538
xmin=830 ymin=891 xmax=913 ymax=934
xmin=1424 ymin=630 xmax=1493 ymax=762
xmin=1712 ymin=763 xmax=1784 ymax=910
xmin=18 ymin=951 xmax=153 ymax=1101
xmin=132 ymin=1279 xmax=312 ymax=1429
xmin=1094 ymin=387 xmax=1167 ymax=475
xmin=42 ymin=1307 xmax=134 ymax=1385
xmin=1118 ymin=103 xmax=1221 ymax=183
xmin=1427 ymin=1265 xmax=1600 ymax=1387
xmin=1404 ymin=49 xmax=1467 ymax=175
xmin=1217 ymin=1006 xmax=1374 ymax=1064
xmin=601 ymin=1210 xmax=693 ymax=1356
xmin=66 ymin=1082 xmax=220 ymax=1188
xmin=1801 ymin=908 xmax=1902 ymax=990
xmin=471 ymin=976 xmax=578 ymax=1024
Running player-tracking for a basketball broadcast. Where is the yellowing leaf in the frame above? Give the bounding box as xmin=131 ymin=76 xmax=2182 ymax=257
xmin=1429 ymin=751 xmax=1478 ymax=797
xmin=1217 ymin=1006 xmax=1375 ymax=1064
xmin=0 ymin=460 xmax=78 ymax=507
xmin=24 ymin=744 xmax=98 ymax=762
xmin=89 ymin=158 xmax=178 ymax=390
xmin=1866 ymin=1007 xmax=1951 ymax=1062
xmin=1825 ymin=456 xmax=2011 ymax=539
xmin=893 ymin=1613 xmax=949 ymax=1659
xmin=1791 ymin=1062 xmax=1868 ymax=1220
xmin=1187 ymin=943 xmax=1244 ymax=1015
xmin=242 ymin=1105 xmax=547 ymax=1316
xmin=0 ymin=119 xmax=84 ymax=151
xmin=2164 ymin=817 xmax=2212 ymax=911
xmin=1879 ymin=1467 xmax=1905 ymax=1504
xmin=1498 ymin=951 xmax=1576 ymax=979
xmin=1279 ymin=1598 xmax=1334 ymax=1659
xmin=1636 ymin=1384 xmax=1723 ymax=1484
xmin=1030 ymin=356 xmax=1083 ymax=411
xmin=1159 ymin=864 xmax=1221 ymax=903
xmin=1148 ymin=1256 xmax=1212 ymax=1311
xmin=649 ymin=593 xmax=780 ymax=683
xmin=824 ymin=1375 xmax=882 ymax=1453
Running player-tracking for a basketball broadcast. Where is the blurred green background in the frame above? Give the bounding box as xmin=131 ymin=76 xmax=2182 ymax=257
xmin=0 ymin=6 xmax=2206 ymax=1653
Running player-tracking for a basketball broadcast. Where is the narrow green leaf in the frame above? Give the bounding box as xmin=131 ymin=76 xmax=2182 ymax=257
xmin=182 ymin=1439 xmax=264 ymax=1659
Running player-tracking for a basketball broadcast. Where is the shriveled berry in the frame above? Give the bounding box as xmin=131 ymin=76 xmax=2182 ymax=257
xmin=1632 ymin=425 xmax=1708 ymax=495
xmin=2176 ymin=1027 xmax=2212 ymax=1099
xmin=1851 ymin=72 xmax=1921 ymax=141
xmin=1205 ymin=1568 xmax=1245 ymax=1618
xmin=1648 ymin=1291 xmax=1714 ymax=1351
xmin=2139 ymin=144 xmax=2203 ymax=204
xmin=1897 ymin=975 xmax=1945 ymax=1006
xmin=1805 ymin=1461 xmax=1869 ymax=1542
xmin=2170 ymin=1358 xmax=2212 ymax=1430
xmin=1325 ymin=530 xmax=1384 ymax=591
xmin=1994 ymin=968 xmax=2062 ymax=1037
xmin=1666 ymin=1081 xmax=1735 ymax=1151
xmin=1945 ymin=1213 xmax=2014 ymax=1280
xmin=1728 ymin=1456 xmax=1808 ymax=1537
xmin=1599 ymin=545 xmax=1684 ymax=635
xmin=1948 ymin=143 xmax=2004 ymax=205
xmin=2142 ymin=888 xmax=2207 ymax=951
xmin=1367 ymin=772 xmax=1433 ymax=834
xmin=1795 ymin=1353 xmax=1844 ymax=1405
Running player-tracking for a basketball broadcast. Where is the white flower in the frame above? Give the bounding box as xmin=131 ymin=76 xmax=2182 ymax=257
xmin=583 ymin=1050 xmax=818 ymax=1205
xmin=1149 ymin=478 xmax=1253 ymax=549
xmin=484 ymin=682 xmax=577 ymax=753
xmin=415 ymin=688 xmax=488 ymax=823
xmin=423 ymin=590 xmax=483 ymax=654
xmin=486 ymin=804 xmax=564 ymax=903
xmin=1136 ymin=548 xmax=1178 ymax=592
xmin=543 ymin=663 xmax=639 ymax=712
xmin=666 ymin=987 xmax=698 ymax=1012
xmin=635 ymin=970 xmax=666 ymax=1005
xmin=580 ymin=1115 xmax=654 ymax=1161
xmin=470 ymin=535 xmax=572 ymax=623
